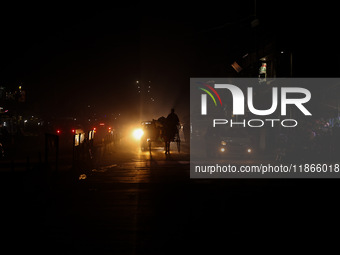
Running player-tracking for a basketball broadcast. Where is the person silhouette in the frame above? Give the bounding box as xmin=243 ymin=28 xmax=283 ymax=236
xmin=167 ymin=108 xmax=179 ymax=136
xmin=164 ymin=108 xmax=180 ymax=154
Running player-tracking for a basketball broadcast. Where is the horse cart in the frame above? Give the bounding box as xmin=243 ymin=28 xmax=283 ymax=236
xmin=139 ymin=118 xmax=180 ymax=154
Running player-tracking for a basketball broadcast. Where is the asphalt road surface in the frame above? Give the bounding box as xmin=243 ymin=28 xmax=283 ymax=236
xmin=3 ymin=138 xmax=340 ymax=254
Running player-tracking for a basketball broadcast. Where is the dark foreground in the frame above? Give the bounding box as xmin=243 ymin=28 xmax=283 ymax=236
xmin=2 ymin=140 xmax=340 ymax=254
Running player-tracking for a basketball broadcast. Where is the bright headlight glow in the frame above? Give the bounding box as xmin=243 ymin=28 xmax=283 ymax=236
xmin=220 ymin=147 xmax=225 ymax=152
xmin=247 ymin=148 xmax=252 ymax=153
xmin=133 ymin=128 xmax=144 ymax=140
xmin=221 ymin=141 xmax=227 ymax=146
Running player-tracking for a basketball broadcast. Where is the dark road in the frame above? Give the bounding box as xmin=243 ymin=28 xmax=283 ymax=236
xmin=3 ymin=139 xmax=340 ymax=254
xmin=42 ymin=142 xmax=192 ymax=254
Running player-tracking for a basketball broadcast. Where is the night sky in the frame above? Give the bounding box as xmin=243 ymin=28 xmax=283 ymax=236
xmin=1 ymin=4 xmax=339 ymax=121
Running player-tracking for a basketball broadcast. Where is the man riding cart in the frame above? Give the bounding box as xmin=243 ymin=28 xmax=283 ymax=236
xmin=134 ymin=109 xmax=180 ymax=154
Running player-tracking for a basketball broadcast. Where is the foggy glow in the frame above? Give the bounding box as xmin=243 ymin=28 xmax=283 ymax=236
xmin=132 ymin=128 xmax=144 ymax=140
